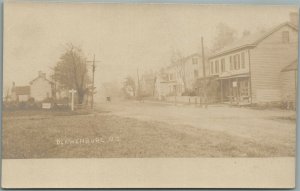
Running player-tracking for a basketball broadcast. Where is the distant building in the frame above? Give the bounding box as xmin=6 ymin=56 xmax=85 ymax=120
xmin=208 ymin=15 xmax=298 ymax=105
xmin=11 ymin=83 xmax=30 ymax=102
xmin=154 ymin=53 xmax=207 ymax=99
xmin=29 ymin=71 xmax=54 ymax=102
xmin=154 ymin=73 xmax=182 ymax=100
xmin=140 ymin=72 xmax=156 ymax=97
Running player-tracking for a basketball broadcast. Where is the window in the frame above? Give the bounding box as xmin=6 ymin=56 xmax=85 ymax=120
xmin=237 ymin=54 xmax=240 ymax=70
xmin=194 ymin=70 xmax=199 ymax=78
xmin=192 ymin=58 xmax=198 ymax=65
xmin=233 ymin=54 xmax=240 ymax=70
xmin=215 ymin=60 xmax=219 ymax=73
xmin=233 ymin=55 xmax=237 ymax=69
xmin=210 ymin=61 xmax=214 ymax=74
xmin=230 ymin=56 xmax=233 ymax=70
xmin=221 ymin=58 xmax=225 ymax=72
xmin=241 ymin=52 xmax=245 ymax=69
xmin=282 ymin=31 xmax=290 ymax=43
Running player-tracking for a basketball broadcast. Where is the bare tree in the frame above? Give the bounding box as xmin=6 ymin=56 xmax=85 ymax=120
xmin=3 ymin=85 xmax=10 ymax=102
xmin=54 ymin=43 xmax=90 ymax=104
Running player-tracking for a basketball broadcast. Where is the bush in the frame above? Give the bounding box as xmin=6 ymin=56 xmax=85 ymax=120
xmin=182 ymin=90 xmax=196 ymax=96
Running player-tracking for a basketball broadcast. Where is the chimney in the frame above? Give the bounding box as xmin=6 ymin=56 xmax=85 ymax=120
xmin=289 ymin=12 xmax=299 ymax=27
xmin=38 ymin=71 xmax=46 ymax=78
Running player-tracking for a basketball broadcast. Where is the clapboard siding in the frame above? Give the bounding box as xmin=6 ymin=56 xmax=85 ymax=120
xmin=250 ymin=25 xmax=298 ymax=103
xmin=280 ymin=71 xmax=297 ymax=101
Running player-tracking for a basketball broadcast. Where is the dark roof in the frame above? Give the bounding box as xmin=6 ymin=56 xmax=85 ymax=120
xmin=13 ymin=86 xmax=30 ymax=95
xmin=210 ymin=22 xmax=298 ymax=58
xmin=281 ymin=60 xmax=298 ymax=72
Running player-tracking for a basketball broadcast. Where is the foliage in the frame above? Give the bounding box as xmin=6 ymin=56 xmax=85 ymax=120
xmin=122 ymin=76 xmax=136 ymax=98
xmin=212 ymin=23 xmax=237 ymax=52
xmin=182 ymin=90 xmax=196 ymax=96
xmin=194 ymin=77 xmax=220 ymax=103
xmin=53 ymin=44 xmax=90 ymax=104
xmin=170 ymin=49 xmax=187 ymax=92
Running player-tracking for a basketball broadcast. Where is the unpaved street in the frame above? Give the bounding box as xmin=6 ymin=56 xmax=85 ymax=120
xmin=97 ymin=100 xmax=296 ymax=155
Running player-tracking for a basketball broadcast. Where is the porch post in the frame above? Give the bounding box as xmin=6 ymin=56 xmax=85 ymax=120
xmin=248 ymin=49 xmax=253 ymax=104
xmin=236 ymin=77 xmax=239 ymax=105
xmin=229 ymin=78 xmax=232 ymax=104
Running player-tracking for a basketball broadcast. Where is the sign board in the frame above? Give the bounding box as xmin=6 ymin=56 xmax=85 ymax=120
xmin=42 ymin=103 xmax=51 ymax=109
xmin=232 ymin=81 xmax=237 ymax=87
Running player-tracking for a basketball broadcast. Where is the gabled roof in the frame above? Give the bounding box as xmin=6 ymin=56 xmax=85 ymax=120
xmin=168 ymin=53 xmax=202 ymax=69
xmin=210 ymin=22 xmax=298 ymax=59
xmin=13 ymin=86 xmax=30 ymax=95
xmin=281 ymin=59 xmax=298 ymax=72
xmin=30 ymin=76 xmax=53 ymax=85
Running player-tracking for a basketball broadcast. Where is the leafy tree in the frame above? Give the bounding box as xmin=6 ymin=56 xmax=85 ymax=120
xmin=212 ymin=23 xmax=237 ymax=52
xmin=54 ymin=44 xmax=90 ymax=104
xmin=170 ymin=49 xmax=187 ymax=92
xmin=123 ymin=76 xmax=136 ymax=98
xmin=194 ymin=77 xmax=220 ymax=103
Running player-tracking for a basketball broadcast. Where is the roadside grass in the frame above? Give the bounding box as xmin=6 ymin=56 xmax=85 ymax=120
xmin=2 ymin=110 xmax=295 ymax=158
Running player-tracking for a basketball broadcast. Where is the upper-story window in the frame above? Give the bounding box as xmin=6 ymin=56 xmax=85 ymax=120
xmin=282 ymin=31 xmax=290 ymax=43
xmin=194 ymin=70 xmax=199 ymax=78
xmin=233 ymin=54 xmax=241 ymax=70
xmin=215 ymin=60 xmax=219 ymax=73
xmin=230 ymin=56 xmax=233 ymax=70
xmin=241 ymin=52 xmax=245 ymax=69
xmin=221 ymin=58 xmax=225 ymax=72
xmin=237 ymin=54 xmax=240 ymax=70
xmin=233 ymin=55 xmax=237 ymax=70
xmin=192 ymin=58 xmax=198 ymax=65
xmin=169 ymin=73 xmax=174 ymax=81
xmin=210 ymin=61 xmax=214 ymax=74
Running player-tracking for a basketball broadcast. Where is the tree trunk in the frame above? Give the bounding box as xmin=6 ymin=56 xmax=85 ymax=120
xmin=77 ymin=90 xmax=85 ymax=104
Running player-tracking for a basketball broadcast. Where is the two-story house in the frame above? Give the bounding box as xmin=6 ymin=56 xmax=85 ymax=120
xmin=30 ymin=71 xmax=54 ymax=101
xmin=208 ymin=14 xmax=298 ymax=105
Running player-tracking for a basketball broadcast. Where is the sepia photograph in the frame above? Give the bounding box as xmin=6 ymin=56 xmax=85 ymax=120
xmin=1 ymin=1 xmax=298 ymax=188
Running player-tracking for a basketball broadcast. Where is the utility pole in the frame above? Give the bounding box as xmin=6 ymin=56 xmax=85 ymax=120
xmin=201 ymin=37 xmax=207 ymax=108
xmin=87 ymin=54 xmax=100 ymax=109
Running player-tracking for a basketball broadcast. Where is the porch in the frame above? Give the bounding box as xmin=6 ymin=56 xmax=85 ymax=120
xmin=219 ymin=74 xmax=252 ymax=105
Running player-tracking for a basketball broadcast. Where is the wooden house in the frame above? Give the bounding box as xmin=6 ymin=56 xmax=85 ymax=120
xmin=208 ymin=18 xmax=298 ymax=105
xmin=280 ymin=59 xmax=297 ymax=108
xmin=158 ymin=53 xmax=206 ymax=97
xmin=11 ymin=82 xmax=30 ymax=102
xmin=30 ymin=71 xmax=54 ymax=101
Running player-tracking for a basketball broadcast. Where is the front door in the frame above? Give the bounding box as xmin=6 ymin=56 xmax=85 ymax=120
xmin=239 ymin=78 xmax=250 ymax=103
xmin=232 ymin=80 xmax=239 ymax=104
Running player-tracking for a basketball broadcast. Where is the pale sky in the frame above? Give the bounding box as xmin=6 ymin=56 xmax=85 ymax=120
xmin=3 ymin=2 xmax=298 ymax=96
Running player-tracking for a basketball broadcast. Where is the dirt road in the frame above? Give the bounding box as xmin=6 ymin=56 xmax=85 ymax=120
xmin=97 ymin=100 xmax=296 ymax=155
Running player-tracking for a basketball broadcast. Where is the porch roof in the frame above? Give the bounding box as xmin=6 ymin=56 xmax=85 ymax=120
xmin=218 ymin=73 xmax=250 ymax=80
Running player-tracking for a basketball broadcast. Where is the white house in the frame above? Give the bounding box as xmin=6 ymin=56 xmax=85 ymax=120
xmin=208 ymin=15 xmax=298 ymax=105
xmin=30 ymin=71 xmax=54 ymax=101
